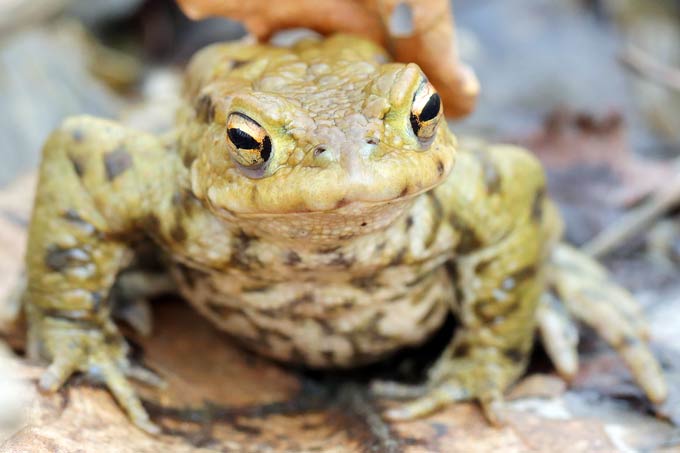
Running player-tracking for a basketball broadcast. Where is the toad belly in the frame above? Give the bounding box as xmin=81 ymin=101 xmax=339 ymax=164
xmin=171 ymin=263 xmax=453 ymax=367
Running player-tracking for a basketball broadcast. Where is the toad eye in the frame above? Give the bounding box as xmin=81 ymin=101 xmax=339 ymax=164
xmin=226 ymin=113 xmax=272 ymax=168
xmin=410 ymin=82 xmax=442 ymax=143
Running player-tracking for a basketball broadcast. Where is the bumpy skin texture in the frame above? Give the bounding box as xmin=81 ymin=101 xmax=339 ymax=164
xmin=24 ymin=35 xmax=667 ymax=432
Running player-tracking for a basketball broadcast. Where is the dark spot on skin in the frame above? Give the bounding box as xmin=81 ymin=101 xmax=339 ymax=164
xmin=399 ymin=186 xmax=409 ymax=197
xmin=181 ymin=190 xmax=203 ymax=214
xmin=63 ymin=209 xmax=83 ymax=223
xmin=230 ymin=230 xmax=260 ymax=270
xmin=285 ymin=251 xmax=301 ymax=265
xmin=453 ymin=284 xmax=464 ymax=306
xmin=245 ymin=322 xmax=270 ymax=350
xmin=237 ymin=229 xmax=257 ymax=244
xmin=417 ymin=300 xmax=442 ymax=326
xmin=321 ymin=350 xmax=334 ymax=364
xmin=170 ymin=223 xmax=187 ymax=242
xmin=300 ymin=421 xmax=323 ymax=431
xmin=474 ymin=298 xmax=520 ymax=323
xmin=103 ymin=147 xmax=133 ymax=181
xmin=334 ymin=300 xmax=356 ymax=312
xmin=474 ymin=259 xmax=493 ymax=276
xmin=206 ymin=301 xmax=240 ymax=318
xmin=143 ymin=214 xmax=161 ymax=237
xmin=335 ymin=198 xmax=350 ymax=209
xmin=408 ymin=274 xmax=439 ymax=306
xmin=361 ymin=313 xmax=391 ymax=343
xmin=231 ymin=59 xmax=250 ymax=69
xmin=449 ymin=214 xmax=482 ymax=255
xmin=406 ymin=269 xmax=435 ymax=287
xmin=69 ymin=155 xmax=85 ymax=177
xmin=194 ymin=94 xmax=215 ymax=123
xmin=350 ymin=274 xmax=382 ymax=293
xmin=289 ymin=347 xmax=307 ymax=364
xmin=508 ymin=266 xmax=537 ymax=286
xmin=474 ymin=150 xmax=502 ymax=195
xmin=62 ymin=209 xmax=97 ymax=235
xmin=289 ymin=292 xmax=315 ymax=310
xmin=44 ymin=245 xmax=89 ymax=272
xmin=366 ymin=138 xmax=379 ymax=145
xmin=242 ymin=285 xmax=272 ymax=293
xmin=531 ymin=188 xmax=546 ymax=222
xmin=71 ymin=128 xmax=84 ymax=143
xmin=452 ymin=341 xmax=470 ymax=357
xmin=176 ymin=263 xmax=210 ymax=289
xmin=316 ymin=318 xmax=336 ymax=336
xmin=330 ymin=252 xmax=355 ymax=268
xmin=405 ymin=216 xmax=414 ymax=230
xmin=360 ymin=222 xmax=368 ymax=227
xmin=266 ymin=330 xmax=291 ymax=343
xmin=388 ymin=248 xmax=407 ymax=266
xmin=182 ymin=152 xmax=196 ymax=168
xmin=504 ymin=348 xmax=525 ymax=363
xmin=387 ymin=293 xmax=405 ymax=302
xmin=436 ymin=159 xmax=445 ymax=176
xmin=103 ymin=332 xmax=121 ymax=345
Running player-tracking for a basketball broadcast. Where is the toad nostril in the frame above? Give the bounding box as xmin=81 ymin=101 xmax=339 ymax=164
xmin=366 ymin=138 xmax=379 ymax=145
xmin=314 ymin=146 xmax=327 ymax=157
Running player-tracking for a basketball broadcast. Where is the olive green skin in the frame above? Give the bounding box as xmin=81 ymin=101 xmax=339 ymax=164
xmin=23 ymin=35 xmax=666 ymax=433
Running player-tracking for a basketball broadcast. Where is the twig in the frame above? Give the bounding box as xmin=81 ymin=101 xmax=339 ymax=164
xmin=620 ymin=46 xmax=680 ymax=93
xmin=584 ymin=165 xmax=680 ymax=257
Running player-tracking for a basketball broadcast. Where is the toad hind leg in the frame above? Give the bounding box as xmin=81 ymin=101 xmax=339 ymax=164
xmin=24 ymin=116 xmax=176 ymax=433
xmin=540 ymin=244 xmax=667 ymax=404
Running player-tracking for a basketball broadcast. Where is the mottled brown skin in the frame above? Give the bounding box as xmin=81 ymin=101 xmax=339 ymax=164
xmin=23 ymin=35 xmax=667 ymax=433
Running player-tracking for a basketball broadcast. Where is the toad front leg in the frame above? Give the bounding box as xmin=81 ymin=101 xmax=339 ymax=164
xmin=24 ymin=116 xmax=176 ymax=433
xmin=375 ymin=146 xmax=557 ymax=424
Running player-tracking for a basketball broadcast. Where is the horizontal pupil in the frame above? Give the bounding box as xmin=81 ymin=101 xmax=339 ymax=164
xmin=228 ymin=128 xmax=260 ymax=150
xmin=419 ymin=93 xmax=441 ymax=122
